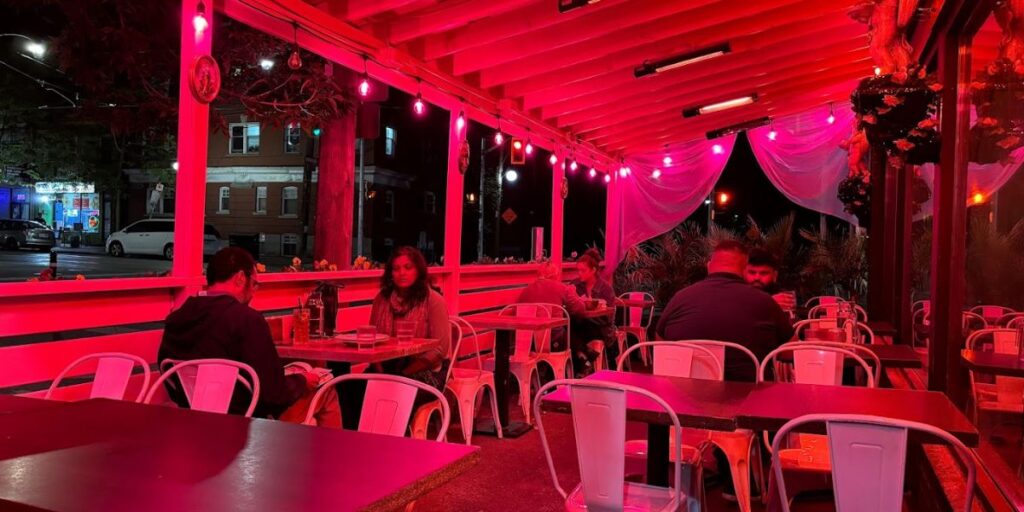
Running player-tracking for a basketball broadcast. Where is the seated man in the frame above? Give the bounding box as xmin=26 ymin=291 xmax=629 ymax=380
xmin=745 ymin=248 xmax=797 ymax=312
xmin=516 ymin=261 xmax=594 ymax=372
xmin=656 ymin=240 xmax=794 ymax=381
xmin=158 ymin=247 xmax=339 ymax=426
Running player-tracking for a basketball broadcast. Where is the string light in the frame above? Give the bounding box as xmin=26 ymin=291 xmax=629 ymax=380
xmin=768 ymin=119 xmax=777 ymax=141
xmin=604 ymin=174 xmax=612 ymax=184
xmin=569 ymin=160 xmax=578 ymax=172
xmin=193 ymin=1 xmax=208 ymax=35
xmin=412 ymin=79 xmax=425 ymax=116
xmin=494 ymin=116 xmax=504 ymax=145
xmin=505 ymin=169 xmax=519 ymax=183
xmin=358 ymin=56 xmax=371 ymax=97
xmin=712 ymin=144 xmax=724 ymax=155
xmin=652 ymin=169 xmax=662 ymax=179
xmin=287 ymin=23 xmax=302 ymax=70
xmin=619 ymin=166 xmax=628 ymax=178
xmin=874 ymin=66 xmax=882 ymax=76
xmin=549 ymin=154 xmax=558 ymax=165
xmin=525 ymin=140 xmax=534 ymax=155
xmin=588 ymin=169 xmax=597 ymax=178
xmin=827 ymin=102 xmax=835 ymax=124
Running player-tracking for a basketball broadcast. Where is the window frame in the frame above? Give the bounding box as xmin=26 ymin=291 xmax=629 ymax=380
xmin=280 ymin=186 xmax=298 ymax=217
xmin=384 ymin=126 xmax=397 ymax=157
xmin=217 ymin=186 xmax=230 ymax=214
xmin=254 ymin=186 xmax=268 ymax=215
xmin=284 ymin=124 xmax=301 ymax=154
xmin=229 ymin=122 xmax=261 ymax=155
xmin=281 ymin=233 xmax=299 ymax=256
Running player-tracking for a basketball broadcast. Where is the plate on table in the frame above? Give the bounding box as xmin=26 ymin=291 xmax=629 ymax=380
xmin=336 ymin=333 xmax=390 ymax=345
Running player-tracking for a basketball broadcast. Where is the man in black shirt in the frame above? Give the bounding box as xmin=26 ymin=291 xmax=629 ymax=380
xmin=656 ymin=241 xmax=793 ymax=381
xmin=159 ymin=247 xmax=339 ymax=425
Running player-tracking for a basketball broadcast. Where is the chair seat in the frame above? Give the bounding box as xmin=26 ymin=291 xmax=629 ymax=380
xmin=450 ymin=367 xmax=493 ymax=383
xmin=778 ymin=443 xmax=832 ymax=473
xmin=483 ymin=355 xmax=539 ymax=370
xmin=565 ymin=481 xmax=680 ymax=512
xmin=976 ymin=400 xmax=1024 ymax=413
xmin=624 ymin=428 xmax=709 ymax=463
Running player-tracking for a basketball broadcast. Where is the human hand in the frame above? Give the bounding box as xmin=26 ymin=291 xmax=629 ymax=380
xmin=303 ymin=371 xmax=320 ymax=390
xmin=773 ymin=292 xmax=797 ymax=311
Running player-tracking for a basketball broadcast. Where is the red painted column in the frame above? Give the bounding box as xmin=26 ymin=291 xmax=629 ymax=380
xmin=550 ymin=148 xmax=565 ymax=266
xmin=442 ymin=107 xmax=465 ymax=309
xmin=604 ymin=172 xmax=621 ymax=279
xmin=313 ymin=67 xmax=356 ymax=269
xmin=171 ymin=0 xmax=213 ymax=280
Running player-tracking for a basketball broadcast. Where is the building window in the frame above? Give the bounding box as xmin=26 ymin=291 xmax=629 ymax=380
xmin=281 ymin=186 xmax=298 ymax=216
xmin=384 ymin=190 xmax=395 ymax=221
xmin=384 ymin=126 xmax=397 ymax=157
xmin=423 ymin=191 xmax=436 ymax=214
xmin=255 ymin=186 xmax=267 ymax=214
xmin=229 ymin=122 xmax=261 ymax=154
xmin=218 ymin=187 xmax=230 ymax=213
xmin=284 ymin=124 xmax=301 ymax=154
xmin=281 ymin=233 xmax=299 ymax=256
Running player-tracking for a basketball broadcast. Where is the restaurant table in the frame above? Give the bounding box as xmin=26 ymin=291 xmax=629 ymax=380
xmin=0 ymin=394 xmax=64 ymax=415
xmin=0 ymin=399 xmax=479 ymax=512
xmin=541 ymin=370 xmax=752 ymax=486
xmin=579 ymin=306 xmax=615 ymax=319
xmin=961 ymin=349 xmax=1024 ymax=377
xmin=778 ymin=343 xmax=923 ymax=369
xmin=465 ymin=314 xmax=568 ymax=438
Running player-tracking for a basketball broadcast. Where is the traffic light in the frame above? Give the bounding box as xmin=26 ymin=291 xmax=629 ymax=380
xmin=510 ymin=138 xmax=526 ymax=165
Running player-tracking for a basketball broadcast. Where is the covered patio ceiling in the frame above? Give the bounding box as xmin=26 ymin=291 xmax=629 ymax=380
xmin=295 ymin=0 xmax=876 ymax=167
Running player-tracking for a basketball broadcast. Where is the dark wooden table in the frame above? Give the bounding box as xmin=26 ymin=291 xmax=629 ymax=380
xmin=541 ymin=370 xmax=752 ymax=486
xmin=465 ymin=314 xmax=568 ymax=438
xmin=579 ymin=307 xmax=615 ymax=319
xmin=0 ymin=399 xmax=479 ymax=512
xmin=777 ymin=343 xmax=923 ymax=369
xmin=865 ymin=320 xmax=898 ymax=338
xmin=278 ymin=337 xmax=439 ymax=364
xmin=0 ymin=394 xmax=64 ymax=415
xmin=961 ymin=350 xmax=1024 ymax=377
xmin=736 ymin=381 xmax=979 ymax=446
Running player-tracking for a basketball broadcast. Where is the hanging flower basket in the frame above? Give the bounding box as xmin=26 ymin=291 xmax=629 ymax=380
xmin=852 ymin=76 xmax=938 ymax=148
xmin=838 ymin=174 xmax=871 ymax=227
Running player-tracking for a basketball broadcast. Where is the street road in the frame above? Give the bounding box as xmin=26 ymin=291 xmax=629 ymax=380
xmin=0 ymin=249 xmax=171 ymax=282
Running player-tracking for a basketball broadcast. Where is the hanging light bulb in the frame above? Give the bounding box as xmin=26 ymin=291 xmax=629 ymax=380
xmin=652 ymin=169 xmax=662 ymax=179
xmin=826 ymin=102 xmax=835 ymax=124
xmin=712 ymin=144 xmax=724 ymax=155
xmin=663 ymin=155 xmax=672 ymax=166
xmin=549 ymin=154 xmax=558 ymax=165
xmin=494 ymin=131 xmax=504 ymax=145
xmin=358 ymin=56 xmax=371 ymax=97
xmin=588 ymin=168 xmax=597 ymax=179
xmin=569 ymin=160 xmax=578 ymax=172
xmin=618 ymin=166 xmax=628 ymax=178
xmin=505 ymin=169 xmax=519 ymax=183
xmin=525 ymin=141 xmax=534 ymax=155
xmin=193 ymin=1 xmax=208 ymax=35
xmin=873 ymin=66 xmax=882 ymax=76
xmin=287 ymin=23 xmax=302 ymax=70
xmin=412 ymin=79 xmax=425 ymax=116
xmin=456 ymin=111 xmax=466 ymax=131
xmin=604 ymin=174 xmax=612 ymax=184
xmin=768 ymin=119 xmax=777 ymax=141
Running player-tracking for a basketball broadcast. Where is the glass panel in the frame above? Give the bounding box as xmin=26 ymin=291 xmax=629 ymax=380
xmin=563 ymin=161 xmax=607 ymax=259
xmin=0 ymin=1 xmax=181 ymax=281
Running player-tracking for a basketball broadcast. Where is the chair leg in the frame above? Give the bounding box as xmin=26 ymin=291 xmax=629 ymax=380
xmin=713 ymin=432 xmax=755 ymax=512
xmin=484 ymin=383 xmax=503 ymax=440
xmin=456 ymin=386 xmax=479 ymax=445
xmin=410 ymin=404 xmax=440 ymax=441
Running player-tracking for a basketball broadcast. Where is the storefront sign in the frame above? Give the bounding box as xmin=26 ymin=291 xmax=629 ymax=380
xmin=35 ymin=182 xmax=95 ymax=194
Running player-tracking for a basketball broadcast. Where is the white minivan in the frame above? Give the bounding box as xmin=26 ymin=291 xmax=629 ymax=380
xmin=106 ymin=219 xmax=227 ymax=260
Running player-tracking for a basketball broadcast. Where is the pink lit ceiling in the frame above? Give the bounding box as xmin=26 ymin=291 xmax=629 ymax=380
xmin=302 ymin=0 xmax=875 ymax=164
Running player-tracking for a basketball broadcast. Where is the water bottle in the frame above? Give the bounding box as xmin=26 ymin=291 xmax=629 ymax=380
xmin=307 ymin=291 xmax=324 ymax=339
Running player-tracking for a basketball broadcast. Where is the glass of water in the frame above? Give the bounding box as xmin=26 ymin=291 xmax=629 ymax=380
xmin=356 ymin=325 xmax=377 ymax=351
xmin=395 ymin=320 xmax=417 ymax=343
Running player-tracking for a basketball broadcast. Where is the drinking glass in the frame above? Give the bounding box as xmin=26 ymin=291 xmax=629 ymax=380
xmin=293 ymin=309 xmax=310 ymax=345
xmin=356 ymin=325 xmax=377 ymax=351
xmin=395 ymin=320 xmax=416 ymax=343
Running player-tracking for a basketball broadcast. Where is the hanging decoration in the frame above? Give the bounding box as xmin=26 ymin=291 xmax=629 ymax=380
xmin=458 ymin=138 xmax=471 ymax=174
xmin=561 ymin=176 xmax=569 ymax=200
xmin=189 ymin=55 xmax=221 ymax=103
xmin=969 ymin=0 xmax=1024 ymax=164
xmin=287 ymin=23 xmax=303 ymax=70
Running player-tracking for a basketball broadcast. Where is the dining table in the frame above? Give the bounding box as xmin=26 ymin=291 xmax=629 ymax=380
xmin=464 ymin=313 xmax=568 ymax=438
xmin=0 ymin=394 xmax=63 ymax=415
xmin=579 ymin=306 xmax=615 ymax=319
xmin=779 ymin=342 xmax=923 ymax=369
xmin=961 ymin=349 xmax=1024 ymax=377
xmin=0 ymin=398 xmax=479 ymax=512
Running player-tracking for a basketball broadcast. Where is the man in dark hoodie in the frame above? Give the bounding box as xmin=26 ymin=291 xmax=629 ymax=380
xmin=159 ymin=247 xmax=339 ymax=425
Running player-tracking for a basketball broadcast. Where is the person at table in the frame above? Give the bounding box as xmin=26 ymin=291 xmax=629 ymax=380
xmin=517 ymin=260 xmax=594 ymax=371
xmin=744 ymin=248 xmax=797 ymax=313
xmin=158 ymin=247 xmax=340 ymax=426
xmin=656 ymin=240 xmax=794 ymax=380
xmin=569 ymin=249 xmax=619 ymax=364
xmin=370 ymin=246 xmax=451 ymax=390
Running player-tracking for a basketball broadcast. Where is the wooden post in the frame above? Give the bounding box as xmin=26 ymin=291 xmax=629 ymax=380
xmin=929 ymin=31 xmax=973 ymax=405
xmin=604 ymin=172 xmax=620 ymax=279
xmin=313 ymin=67 xmax=356 ymax=269
xmin=550 ymin=148 xmax=565 ymax=266
xmin=442 ymin=107 xmax=465 ymax=309
xmin=894 ymin=163 xmax=915 ymax=345
xmin=867 ymin=147 xmax=892 ymax=317
xmin=171 ymin=0 xmax=212 ymax=282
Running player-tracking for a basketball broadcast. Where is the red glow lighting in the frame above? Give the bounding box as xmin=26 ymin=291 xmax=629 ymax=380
xmin=972 ymin=192 xmax=985 ymax=204
xmin=718 ymin=192 xmax=730 ymax=205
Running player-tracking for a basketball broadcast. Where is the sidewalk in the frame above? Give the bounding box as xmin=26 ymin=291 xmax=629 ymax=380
xmin=52 ymin=245 xmax=108 ymax=256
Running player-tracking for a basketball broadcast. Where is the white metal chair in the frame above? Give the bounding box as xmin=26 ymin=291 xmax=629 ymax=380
xmin=807 ymin=303 xmax=868 ymax=323
xmin=760 ymin=343 xmax=874 ymax=491
xmin=793 ymin=319 xmax=876 ymax=345
xmin=803 ymin=295 xmax=843 ymax=309
xmin=616 ymin=292 xmax=656 ymax=365
xmin=995 ymin=311 xmax=1024 ymax=327
xmin=414 ymin=317 xmax=502 ymax=444
xmin=965 ymin=328 xmax=1024 ymax=427
xmin=791 ymin=341 xmax=882 ymax=387
xmin=481 ymin=303 xmax=547 ymax=424
xmin=962 ymin=311 xmax=988 ymax=335
xmin=970 ymin=305 xmax=1016 ymax=326
xmin=912 ymin=302 xmax=931 ymax=349
xmin=145 ymin=359 xmax=260 ymax=417
xmin=771 ymin=414 xmax=975 ymax=512
xmin=306 ymin=373 xmax=450 ymax=442
xmin=45 ymin=352 xmax=152 ymax=403
xmin=534 ymin=379 xmax=690 ymax=512
xmin=534 ymin=304 xmax=575 ymax=381
xmin=619 ymin=340 xmax=765 ymax=512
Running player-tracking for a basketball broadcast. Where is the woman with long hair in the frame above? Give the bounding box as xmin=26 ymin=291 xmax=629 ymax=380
xmin=569 ymin=249 xmax=619 ymax=365
xmin=370 ymin=246 xmax=451 ymax=389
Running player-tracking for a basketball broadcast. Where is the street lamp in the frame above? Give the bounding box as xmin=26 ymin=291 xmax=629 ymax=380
xmin=1 ymin=34 xmax=46 ymax=58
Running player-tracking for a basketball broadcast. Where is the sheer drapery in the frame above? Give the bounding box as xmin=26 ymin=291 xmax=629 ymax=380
xmin=608 ymin=135 xmax=737 ymax=271
xmin=747 ymin=104 xmax=858 ymax=224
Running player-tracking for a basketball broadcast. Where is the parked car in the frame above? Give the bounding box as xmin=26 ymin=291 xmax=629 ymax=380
xmin=0 ymin=219 xmax=56 ymax=251
xmin=106 ymin=219 xmax=227 ymax=260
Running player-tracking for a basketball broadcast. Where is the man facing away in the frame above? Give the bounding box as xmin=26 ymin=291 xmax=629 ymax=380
xmin=159 ymin=247 xmax=339 ymax=425
xmin=655 ymin=240 xmax=794 ymax=381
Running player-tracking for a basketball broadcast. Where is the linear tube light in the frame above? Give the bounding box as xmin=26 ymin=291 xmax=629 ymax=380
xmin=682 ymin=94 xmax=758 ymax=118
xmin=634 ymin=43 xmax=731 ymax=78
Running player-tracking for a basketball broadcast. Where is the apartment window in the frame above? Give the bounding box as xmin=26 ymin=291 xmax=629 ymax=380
xmin=218 ymin=187 xmax=230 ymax=213
xmin=423 ymin=191 xmax=436 ymax=214
xmin=281 ymin=233 xmax=299 ymax=256
xmin=284 ymin=124 xmax=301 ymax=154
xmin=384 ymin=126 xmax=397 ymax=156
xmin=281 ymin=186 xmax=298 ymax=216
xmin=384 ymin=190 xmax=395 ymax=221
xmin=229 ymin=122 xmax=261 ymax=154
xmin=255 ymin=186 xmax=267 ymax=214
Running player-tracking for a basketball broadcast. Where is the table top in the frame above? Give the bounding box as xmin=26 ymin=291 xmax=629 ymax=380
xmin=961 ymin=350 xmax=1024 ymax=377
xmin=0 ymin=399 xmax=479 ymax=512
xmin=277 ymin=338 xmax=438 ymax=364
xmin=737 ymin=381 xmax=978 ymax=446
xmin=579 ymin=307 xmax=615 ymax=319
xmin=778 ymin=343 xmax=923 ymax=369
xmin=0 ymin=395 xmax=63 ymax=415
xmin=616 ymin=298 xmax=655 ymax=308
xmin=541 ymin=370 xmax=749 ymax=431
xmin=864 ymin=320 xmax=898 ymax=337
xmin=464 ymin=314 xmax=568 ymax=331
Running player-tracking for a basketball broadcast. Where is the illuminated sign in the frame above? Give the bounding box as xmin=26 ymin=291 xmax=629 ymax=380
xmin=35 ymin=182 xmax=95 ymax=194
